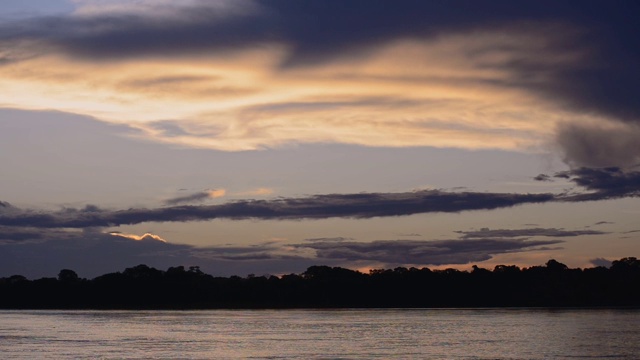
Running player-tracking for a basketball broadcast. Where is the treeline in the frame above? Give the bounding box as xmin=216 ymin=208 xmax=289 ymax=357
xmin=1 ymin=258 xmax=640 ymax=309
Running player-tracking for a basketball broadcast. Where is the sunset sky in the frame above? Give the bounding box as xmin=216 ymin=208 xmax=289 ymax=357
xmin=1 ymin=0 xmax=639 ymax=279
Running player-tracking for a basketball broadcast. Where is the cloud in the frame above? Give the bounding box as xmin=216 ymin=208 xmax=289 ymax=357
xmin=556 ymin=122 xmax=640 ymax=169
xmin=0 ymin=228 xmax=315 ymax=278
xmin=533 ymin=174 xmax=552 ymax=182
xmin=0 ymin=223 xmax=566 ymax=278
xmin=304 ymin=237 xmax=352 ymax=243
xmin=397 ymin=233 xmax=422 ymax=237
xmin=456 ymin=227 xmax=607 ymax=239
xmin=2 ymin=165 xmax=640 ymax=229
xmin=0 ymin=190 xmax=555 ymax=228
xmin=622 ymin=230 xmax=640 ymax=234
xmin=108 ymin=232 xmax=167 ymax=243
xmin=1 ymin=1 xmax=637 ymax=156
xmin=292 ymin=238 xmax=563 ymax=266
xmin=0 ymin=201 xmax=19 ymax=214
xmin=163 ymin=189 xmax=226 ymax=205
xmin=0 ymin=230 xmax=194 ymax=278
xmin=0 ymin=226 xmax=77 ymax=242
xmin=590 ymin=258 xmax=612 ymax=268
xmin=234 ymin=188 xmax=274 ymax=197
xmin=556 ymin=167 xmax=640 ymax=201
xmin=0 ymin=1 xmax=561 ymax=62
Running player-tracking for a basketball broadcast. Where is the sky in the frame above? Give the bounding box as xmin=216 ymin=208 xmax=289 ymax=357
xmin=1 ymin=0 xmax=639 ymax=279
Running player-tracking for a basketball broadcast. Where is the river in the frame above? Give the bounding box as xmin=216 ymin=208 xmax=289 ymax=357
xmin=1 ymin=309 xmax=638 ymax=359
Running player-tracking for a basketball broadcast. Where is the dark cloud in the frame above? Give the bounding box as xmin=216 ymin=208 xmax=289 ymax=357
xmin=1 ymin=224 xmax=565 ymax=278
xmin=163 ymin=191 xmax=217 ymax=205
xmin=594 ymin=221 xmax=614 ymax=226
xmin=0 ymin=230 xmax=191 ymax=278
xmin=556 ymin=123 xmax=640 ymax=169
xmin=0 ymin=226 xmax=50 ymax=242
xmin=293 ymin=238 xmax=563 ymax=266
xmin=0 ymin=1 xmax=571 ymax=62
xmin=0 ymin=201 xmax=18 ymax=214
xmin=0 ymin=229 xmax=320 ymax=279
xmin=0 ymin=1 xmax=638 ymax=126
xmin=2 ymin=165 xmax=640 ymax=229
xmin=534 ymin=174 xmax=552 ymax=182
xmin=456 ymin=227 xmax=606 ymax=239
xmin=194 ymin=243 xmax=305 ymax=261
xmin=0 ymin=190 xmax=555 ymax=228
xmin=590 ymin=257 xmax=612 ymax=268
xmin=556 ymin=167 xmax=640 ymax=201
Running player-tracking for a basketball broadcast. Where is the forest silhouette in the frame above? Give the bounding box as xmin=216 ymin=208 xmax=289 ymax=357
xmin=1 ymin=258 xmax=639 ymax=309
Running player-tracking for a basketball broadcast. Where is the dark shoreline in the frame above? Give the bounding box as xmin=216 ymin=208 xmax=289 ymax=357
xmin=2 ymin=258 xmax=640 ymax=310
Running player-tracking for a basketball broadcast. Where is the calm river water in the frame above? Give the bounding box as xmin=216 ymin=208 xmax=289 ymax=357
xmin=0 ymin=309 xmax=638 ymax=359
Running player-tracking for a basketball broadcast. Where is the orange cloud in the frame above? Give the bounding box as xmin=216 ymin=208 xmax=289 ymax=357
xmin=109 ymin=232 xmax=167 ymax=243
xmin=0 ymin=25 xmax=603 ymax=153
xmin=207 ymin=189 xmax=227 ymax=198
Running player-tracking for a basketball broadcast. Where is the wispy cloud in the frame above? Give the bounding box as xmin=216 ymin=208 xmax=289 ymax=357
xmin=163 ymin=189 xmax=226 ymax=205
xmin=456 ymin=227 xmax=607 ymax=239
xmin=234 ymin=188 xmax=274 ymax=197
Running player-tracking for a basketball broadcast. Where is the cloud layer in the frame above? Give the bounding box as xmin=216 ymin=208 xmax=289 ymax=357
xmin=0 ymin=1 xmax=637 ymax=163
xmin=456 ymin=227 xmax=607 ymax=239
xmin=0 ymin=190 xmax=555 ymax=228
xmin=0 ymin=225 xmax=570 ymax=278
xmin=294 ymin=238 xmax=563 ymax=266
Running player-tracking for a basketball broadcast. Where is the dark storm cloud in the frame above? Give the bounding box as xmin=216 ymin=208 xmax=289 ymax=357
xmin=1 ymin=1 xmax=638 ymax=126
xmin=456 ymin=227 xmax=606 ymax=239
xmin=293 ymin=238 xmax=563 ymax=265
xmin=0 ymin=190 xmax=555 ymax=228
xmin=0 ymin=1 xmax=574 ymax=62
xmin=556 ymin=123 xmax=640 ymax=168
xmin=556 ymin=167 xmax=640 ymax=201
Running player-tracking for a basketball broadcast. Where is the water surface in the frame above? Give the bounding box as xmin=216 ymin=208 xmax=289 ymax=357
xmin=1 ymin=309 xmax=637 ymax=359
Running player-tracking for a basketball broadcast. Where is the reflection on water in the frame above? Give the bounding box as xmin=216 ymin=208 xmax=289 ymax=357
xmin=0 ymin=309 xmax=638 ymax=359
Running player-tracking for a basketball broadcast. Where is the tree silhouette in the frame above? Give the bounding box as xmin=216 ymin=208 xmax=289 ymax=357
xmin=1 ymin=259 xmax=640 ymax=309
xmin=58 ymin=269 xmax=80 ymax=282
